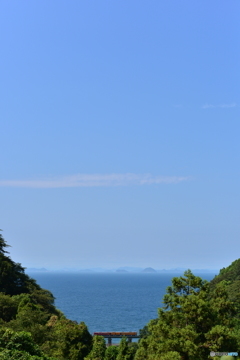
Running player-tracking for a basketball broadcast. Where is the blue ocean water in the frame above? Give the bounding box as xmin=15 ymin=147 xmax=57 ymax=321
xmin=28 ymin=272 xmax=215 ymax=336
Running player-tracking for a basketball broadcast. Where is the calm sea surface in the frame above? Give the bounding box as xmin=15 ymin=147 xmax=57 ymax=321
xmin=27 ymin=272 xmax=215 ymax=337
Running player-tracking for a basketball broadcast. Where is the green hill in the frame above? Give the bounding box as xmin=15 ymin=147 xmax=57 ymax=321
xmin=0 ymin=231 xmax=92 ymax=360
xmin=210 ymin=259 xmax=240 ymax=315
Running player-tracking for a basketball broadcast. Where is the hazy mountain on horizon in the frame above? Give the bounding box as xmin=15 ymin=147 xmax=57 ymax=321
xmin=26 ymin=266 xmax=219 ymax=274
xmin=142 ymin=267 xmax=157 ymax=273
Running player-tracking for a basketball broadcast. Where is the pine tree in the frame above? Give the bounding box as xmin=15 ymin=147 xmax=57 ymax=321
xmin=0 ymin=231 xmax=40 ymax=295
xmin=135 ymin=270 xmax=239 ymax=360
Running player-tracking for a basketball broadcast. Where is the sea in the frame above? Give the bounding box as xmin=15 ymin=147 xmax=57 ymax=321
xmin=27 ymin=272 xmax=216 ymax=341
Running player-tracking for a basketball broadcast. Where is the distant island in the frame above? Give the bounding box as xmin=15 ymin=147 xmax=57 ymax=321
xmin=116 ymin=269 xmax=128 ymax=273
xmin=26 ymin=266 xmax=218 ymax=274
xmin=142 ymin=267 xmax=157 ymax=273
xmin=26 ymin=267 xmax=48 ymax=272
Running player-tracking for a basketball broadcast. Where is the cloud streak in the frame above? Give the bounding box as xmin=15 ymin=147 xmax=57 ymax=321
xmin=202 ymin=103 xmax=237 ymax=109
xmin=0 ymin=174 xmax=190 ymax=188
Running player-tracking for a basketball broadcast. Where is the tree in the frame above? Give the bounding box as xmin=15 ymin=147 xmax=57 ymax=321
xmin=0 ymin=293 xmax=18 ymax=322
xmin=116 ymin=337 xmax=137 ymax=360
xmin=0 ymin=232 xmax=93 ymax=360
xmin=44 ymin=318 xmax=92 ymax=360
xmin=104 ymin=345 xmax=118 ymax=360
xmin=84 ymin=335 xmax=106 ymax=360
xmin=135 ymin=270 xmax=239 ymax=360
xmin=0 ymin=231 xmax=10 ymax=254
xmin=210 ymin=258 xmax=240 ymax=318
xmin=9 ymin=294 xmax=51 ymax=345
xmin=0 ymin=328 xmax=56 ymax=359
xmin=0 ymin=231 xmax=40 ymax=296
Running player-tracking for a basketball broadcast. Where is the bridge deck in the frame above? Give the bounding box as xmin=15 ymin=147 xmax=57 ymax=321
xmin=100 ymin=335 xmax=140 ymax=338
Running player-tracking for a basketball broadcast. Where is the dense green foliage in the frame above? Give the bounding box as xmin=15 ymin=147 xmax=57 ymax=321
xmin=85 ymin=335 xmax=106 ymax=360
xmin=1 ymin=230 xmax=240 ymax=360
xmin=83 ymin=336 xmax=137 ymax=360
xmin=0 ymin=232 xmax=41 ymax=296
xmin=104 ymin=345 xmax=119 ymax=360
xmin=0 ymin=232 xmax=92 ymax=360
xmin=116 ymin=338 xmax=137 ymax=360
xmin=210 ymin=259 xmax=240 ymax=315
xmin=0 ymin=328 xmax=55 ymax=359
xmin=136 ymin=270 xmax=240 ymax=360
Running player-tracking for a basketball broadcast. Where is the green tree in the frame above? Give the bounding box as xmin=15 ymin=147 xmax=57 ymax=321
xmin=104 ymin=345 xmax=118 ymax=360
xmin=0 ymin=232 xmax=40 ymax=296
xmin=9 ymin=294 xmax=50 ymax=345
xmin=44 ymin=318 xmax=92 ymax=360
xmin=210 ymin=258 xmax=240 ymax=318
xmin=84 ymin=335 xmax=106 ymax=360
xmin=0 ymin=328 xmax=56 ymax=359
xmin=116 ymin=337 xmax=128 ymax=360
xmin=0 ymin=293 xmax=18 ymax=322
xmin=0 ymin=233 xmax=93 ymax=360
xmin=135 ymin=270 xmax=239 ymax=360
xmin=0 ymin=231 xmax=10 ymax=254
xmin=116 ymin=337 xmax=137 ymax=360
xmin=28 ymin=289 xmax=57 ymax=315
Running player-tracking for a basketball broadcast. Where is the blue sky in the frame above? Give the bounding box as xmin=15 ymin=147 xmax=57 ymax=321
xmin=1 ymin=1 xmax=239 ymax=270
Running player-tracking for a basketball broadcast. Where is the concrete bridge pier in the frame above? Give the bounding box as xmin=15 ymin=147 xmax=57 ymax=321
xmin=107 ymin=337 xmax=112 ymax=346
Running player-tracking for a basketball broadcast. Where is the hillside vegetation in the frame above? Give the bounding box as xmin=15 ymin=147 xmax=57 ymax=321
xmin=0 ymin=231 xmax=240 ymax=360
xmin=0 ymin=232 xmax=92 ymax=360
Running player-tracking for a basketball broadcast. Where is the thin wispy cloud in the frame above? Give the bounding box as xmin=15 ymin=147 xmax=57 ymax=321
xmin=202 ymin=103 xmax=237 ymax=109
xmin=0 ymin=174 xmax=190 ymax=188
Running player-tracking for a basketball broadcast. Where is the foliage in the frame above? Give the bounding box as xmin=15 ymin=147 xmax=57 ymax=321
xmin=0 ymin=232 xmax=93 ymax=360
xmin=116 ymin=337 xmax=137 ymax=360
xmin=0 ymin=231 xmax=10 ymax=254
xmin=44 ymin=318 xmax=92 ymax=360
xmin=104 ymin=345 xmax=118 ymax=360
xmin=135 ymin=270 xmax=239 ymax=360
xmin=0 ymin=293 xmax=18 ymax=322
xmin=210 ymin=259 xmax=240 ymax=316
xmin=0 ymin=232 xmax=40 ymax=296
xmin=3 ymin=230 xmax=240 ymax=360
xmin=0 ymin=328 xmax=55 ymax=359
xmin=139 ymin=324 xmax=153 ymax=339
xmin=84 ymin=335 xmax=106 ymax=360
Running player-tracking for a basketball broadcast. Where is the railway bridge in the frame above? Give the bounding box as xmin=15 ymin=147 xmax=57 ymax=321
xmin=93 ymin=332 xmax=140 ymax=346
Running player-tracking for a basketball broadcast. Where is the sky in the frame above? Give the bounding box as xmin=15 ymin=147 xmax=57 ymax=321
xmin=0 ymin=1 xmax=239 ymax=271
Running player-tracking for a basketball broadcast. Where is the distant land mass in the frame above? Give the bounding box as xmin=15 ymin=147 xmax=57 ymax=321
xmin=116 ymin=269 xmax=128 ymax=273
xmin=116 ymin=266 xmax=144 ymax=272
xmin=27 ymin=267 xmax=48 ymax=272
xmin=26 ymin=266 xmax=219 ymax=274
xmin=142 ymin=267 xmax=157 ymax=273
